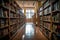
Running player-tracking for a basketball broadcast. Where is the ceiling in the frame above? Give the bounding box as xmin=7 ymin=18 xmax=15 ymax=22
xmin=16 ymin=1 xmax=37 ymax=8
xmin=16 ymin=0 xmax=43 ymax=1
xmin=15 ymin=0 xmax=44 ymax=8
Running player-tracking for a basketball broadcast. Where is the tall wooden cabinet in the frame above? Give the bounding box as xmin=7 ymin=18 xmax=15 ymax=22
xmin=0 ymin=0 xmax=25 ymax=40
xmin=38 ymin=0 xmax=60 ymax=40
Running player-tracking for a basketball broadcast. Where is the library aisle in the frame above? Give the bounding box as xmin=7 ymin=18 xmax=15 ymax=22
xmin=12 ymin=22 xmax=48 ymax=40
xmin=0 ymin=0 xmax=60 ymax=40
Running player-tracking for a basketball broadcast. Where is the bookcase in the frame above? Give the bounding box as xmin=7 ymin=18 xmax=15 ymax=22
xmin=0 ymin=0 xmax=25 ymax=40
xmin=38 ymin=0 xmax=60 ymax=40
xmin=32 ymin=13 xmax=36 ymax=25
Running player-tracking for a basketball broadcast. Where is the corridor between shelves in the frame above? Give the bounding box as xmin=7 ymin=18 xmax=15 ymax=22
xmin=12 ymin=22 xmax=48 ymax=40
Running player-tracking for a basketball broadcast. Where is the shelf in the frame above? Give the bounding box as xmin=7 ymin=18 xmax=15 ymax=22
xmin=38 ymin=0 xmax=60 ymax=40
xmin=11 ymin=3 xmax=17 ymax=9
xmin=52 ymin=31 xmax=60 ymax=37
xmin=39 ymin=15 xmax=43 ymax=17
xmin=52 ymin=10 xmax=60 ymax=13
xmin=42 ymin=0 xmax=47 ymax=5
xmin=0 ymin=17 xmax=9 ymax=19
xmin=10 ymin=28 xmax=17 ymax=33
xmin=10 ymin=30 xmax=18 ymax=40
xmin=43 ymin=4 xmax=50 ymax=10
xmin=43 ymin=26 xmax=51 ymax=32
xmin=41 ymin=31 xmax=50 ymax=40
xmin=40 ymin=24 xmax=43 ymax=26
xmin=40 ymin=20 xmax=43 ymax=21
xmin=52 ymin=21 xmax=60 ymax=24
xmin=10 ymin=9 xmax=16 ymax=14
xmin=1 ymin=5 xmax=9 ymax=10
xmin=52 ymin=0 xmax=58 ymax=5
xmin=43 ymin=13 xmax=51 ymax=16
xmin=0 ymin=34 xmax=9 ymax=39
xmin=9 ymin=17 xmax=18 ymax=19
xmin=0 ymin=0 xmax=25 ymax=40
xmin=10 ymin=23 xmax=16 ymax=26
xmin=0 ymin=25 xmax=9 ymax=30
xmin=43 ymin=20 xmax=51 ymax=23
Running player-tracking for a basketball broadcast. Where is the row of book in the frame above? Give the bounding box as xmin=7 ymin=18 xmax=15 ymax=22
xmin=39 ymin=7 xmax=43 ymax=11
xmin=39 ymin=0 xmax=60 ymax=40
xmin=52 ymin=24 xmax=60 ymax=40
xmin=0 ymin=19 xmax=9 ymax=27
xmin=52 ymin=24 xmax=60 ymax=33
xmin=43 ymin=22 xmax=51 ymax=30
xmin=0 ymin=28 xmax=8 ymax=38
xmin=44 ymin=6 xmax=51 ymax=15
xmin=42 ymin=27 xmax=51 ymax=38
xmin=39 ymin=12 xmax=42 ymax=16
xmin=9 ymin=13 xmax=17 ymax=18
xmin=52 ymin=13 xmax=60 ymax=22
xmin=44 ymin=0 xmax=49 ymax=8
xmin=40 ymin=17 xmax=42 ymax=20
xmin=0 ymin=9 xmax=18 ymax=18
xmin=0 ymin=9 xmax=19 ymax=18
xmin=0 ymin=9 xmax=8 ymax=18
xmin=52 ymin=0 xmax=60 ymax=11
xmin=10 ymin=19 xmax=17 ymax=25
xmin=44 ymin=16 xmax=51 ymax=21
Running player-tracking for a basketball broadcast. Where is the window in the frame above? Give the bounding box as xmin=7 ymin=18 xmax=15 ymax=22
xmin=26 ymin=9 xmax=34 ymax=18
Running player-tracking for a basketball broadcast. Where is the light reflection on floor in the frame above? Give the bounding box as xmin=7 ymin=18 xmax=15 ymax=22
xmin=22 ymin=23 xmax=35 ymax=40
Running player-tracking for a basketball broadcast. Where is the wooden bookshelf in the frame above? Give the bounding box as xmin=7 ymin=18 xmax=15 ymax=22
xmin=38 ymin=0 xmax=60 ymax=40
xmin=0 ymin=0 xmax=25 ymax=40
xmin=32 ymin=13 xmax=36 ymax=25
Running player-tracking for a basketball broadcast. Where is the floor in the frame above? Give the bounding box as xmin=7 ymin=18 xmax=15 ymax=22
xmin=12 ymin=22 xmax=48 ymax=40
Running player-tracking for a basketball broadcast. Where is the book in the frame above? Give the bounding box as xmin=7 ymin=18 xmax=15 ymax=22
xmin=40 ymin=7 xmax=43 ymax=11
xmin=49 ymin=6 xmax=51 ymax=13
xmin=3 ymin=10 xmax=8 ymax=17
xmin=52 ymin=13 xmax=60 ymax=22
xmin=39 ymin=12 xmax=42 ymax=16
xmin=53 ymin=1 xmax=60 ymax=11
xmin=5 ymin=19 xmax=8 ymax=26
xmin=44 ymin=0 xmax=49 ymax=8
xmin=44 ymin=9 xmax=47 ymax=15
xmin=9 ymin=13 xmax=13 ymax=18
xmin=1 ymin=19 xmax=4 ymax=27
xmin=0 ymin=9 xmax=4 ymax=17
xmin=52 ymin=24 xmax=57 ymax=32
xmin=3 ymin=29 xmax=8 ymax=36
xmin=44 ymin=16 xmax=51 ymax=21
xmin=57 ymin=0 xmax=60 ymax=10
xmin=44 ymin=22 xmax=51 ymax=30
xmin=0 ymin=30 xmax=3 ymax=38
xmin=57 ymin=25 xmax=60 ymax=33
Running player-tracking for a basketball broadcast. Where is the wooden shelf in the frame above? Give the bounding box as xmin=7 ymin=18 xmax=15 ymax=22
xmin=10 ymin=28 xmax=17 ymax=33
xmin=43 ymin=13 xmax=51 ymax=16
xmin=10 ymin=30 xmax=18 ymax=40
xmin=41 ymin=30 xmax=50 ymax=40
xmin=43 ymin=4 xmax=50 ymax=10
xmin=52 ymin=10 xmax=60 ymax=13
xmin=1 ymin=5 xmax=9 ymax=10
xmin=52 ymin=21 xmax=60 ymax=24
xmin=0 ymin=25 xmax=9 ymax=30
xmin=9 ymin=17 xmax=18 ymax=19
xmin=0 ymin=34 xmax=9 ymax=39
xmin=38 ymin=0 xmax=60 ymax=40
xmin=43 ymin=26 xmax=51 ymax=32
xmin=0 ymin=17 xmax=9 ymax=19
xmin=10 ymin=9 xmax=16 ymax=14
xmin=43 ymin=20 xmax=51 ymax=23
xmin=0 ymin=0 xmax=25 ymax=40
xmin=10 ymin=23 xmax=16 ymax=26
